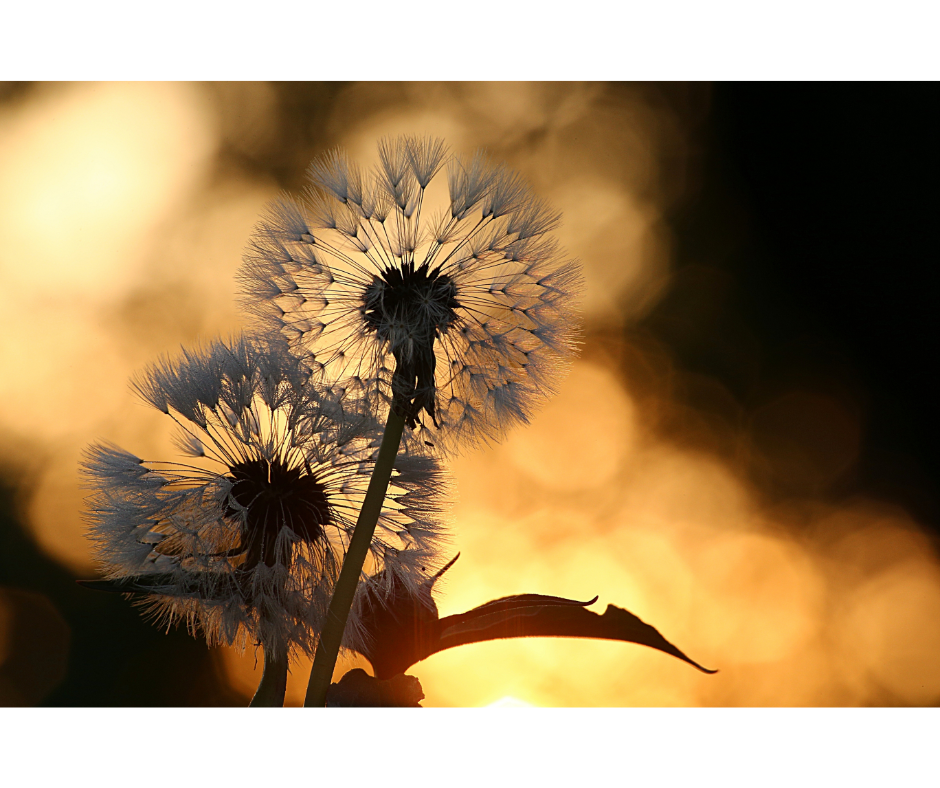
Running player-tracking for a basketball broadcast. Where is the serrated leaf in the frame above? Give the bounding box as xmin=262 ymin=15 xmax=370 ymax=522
xmin=436 ymin=602 xmax=717 ymax=674
xmin=356 ymin=584 xmax=716 ymax=678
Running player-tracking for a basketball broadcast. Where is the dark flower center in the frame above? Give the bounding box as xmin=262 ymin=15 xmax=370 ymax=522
xmin=226 ymin=457 xmax=332 ymax=569
xmin=361 ymin=262 xmax=460 ymax=341
xmin=361 ymin=263 xmax=460 ymax=428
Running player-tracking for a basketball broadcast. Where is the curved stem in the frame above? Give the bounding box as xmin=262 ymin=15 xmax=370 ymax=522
xmin=249 ymin=646 xmax=289 ymax=707
xmin=304 ymin=409 xmax=407 ymax=707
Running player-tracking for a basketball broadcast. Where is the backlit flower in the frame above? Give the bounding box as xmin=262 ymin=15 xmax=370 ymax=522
xmin=82 ymin=334 xmax=448 ymax=659
xmin=239 ymin=136 xmax=582 ymax=453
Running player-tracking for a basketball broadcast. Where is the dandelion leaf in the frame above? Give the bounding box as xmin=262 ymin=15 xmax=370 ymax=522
xmin=358 ymin=587 xmax=716 ymax=677
xmin=436 ymin=599 xmax=717 ymax=674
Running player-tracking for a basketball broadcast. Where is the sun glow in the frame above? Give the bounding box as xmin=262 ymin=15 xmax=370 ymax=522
xmin=487 ymin=696 xmax=535 ymax=708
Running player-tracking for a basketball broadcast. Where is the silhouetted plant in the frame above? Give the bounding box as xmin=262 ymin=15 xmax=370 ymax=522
xmin=81 ymin=137 xmax=714 ymax=707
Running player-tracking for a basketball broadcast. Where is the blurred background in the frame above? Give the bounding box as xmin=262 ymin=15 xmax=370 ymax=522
xmin=0 ymin=82 xmax=937 ymax=706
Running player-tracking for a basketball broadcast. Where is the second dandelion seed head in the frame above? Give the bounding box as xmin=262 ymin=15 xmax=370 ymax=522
xmin=82 ymin=333 xmax=450 ymax=661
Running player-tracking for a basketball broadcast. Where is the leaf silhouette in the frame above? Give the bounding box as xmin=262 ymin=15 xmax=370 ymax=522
xmin=436 ymin=600 xmax=716 ymax=674
xmin=355 ymin=556 xmax=716 ymax=678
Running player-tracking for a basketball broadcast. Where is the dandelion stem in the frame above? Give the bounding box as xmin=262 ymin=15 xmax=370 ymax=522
xmin=304 ymin=407 xmax=407 ymax=707
xmin=249 ymin=647 xmax=289 ymax=707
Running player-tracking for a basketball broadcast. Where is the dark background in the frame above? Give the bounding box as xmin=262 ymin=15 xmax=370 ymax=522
xmin=653 ymin=83 xmax=937 ymax=528
xmin=0 ymin=82 xmax=936 ymax=705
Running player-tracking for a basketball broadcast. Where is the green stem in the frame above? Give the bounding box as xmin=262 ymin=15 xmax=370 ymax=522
xmin=249 ymin=646 xmax=288 ymax=707
xmin=304 ymin=408 xmax=407 ymax=707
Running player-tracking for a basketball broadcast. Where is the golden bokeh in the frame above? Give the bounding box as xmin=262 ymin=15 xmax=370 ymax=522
xmin=2 ymin=82 xmax=939 ymax=706
xmin=0 ymin=82 xmax=216 ymax=299
xmin=503 ymin=360 xmax=637 ymax=492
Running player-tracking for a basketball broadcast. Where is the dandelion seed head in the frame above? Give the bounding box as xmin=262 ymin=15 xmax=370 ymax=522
xmin=82 ymin=333 xmax=448 ymax=659
xmin=239 ymin=136 xmax=583 ymax=454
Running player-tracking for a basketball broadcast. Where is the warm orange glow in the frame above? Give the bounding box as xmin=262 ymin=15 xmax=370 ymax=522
xmin=555 ymin=179 xmax=672 ymax=320
xmin=839 ymin=558 xmax=940 ymax=704
xmin=0 ymin=82 xmax=216 ymax=300
xmin=487 ymin=696 xmax=535 ymax=707
xmin=2 ymin=83 xmax=939 ymax=706
xmin=503 ymin=361 xmax=637 ymax=492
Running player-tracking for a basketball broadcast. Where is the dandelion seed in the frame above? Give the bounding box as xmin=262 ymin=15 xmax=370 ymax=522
xmin=239 ymin=135 xmax=583 ymax=454
xmin=81 ymin=334 xmax=448 ymax=661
